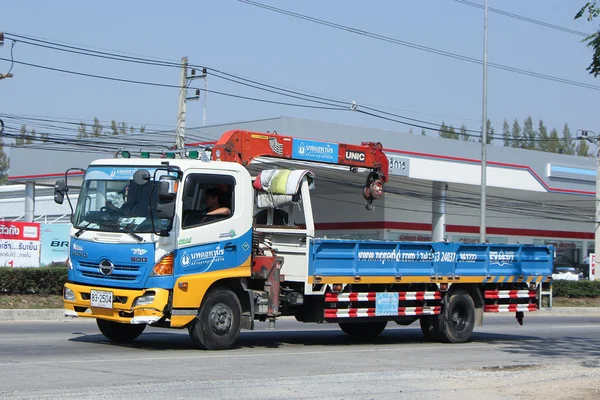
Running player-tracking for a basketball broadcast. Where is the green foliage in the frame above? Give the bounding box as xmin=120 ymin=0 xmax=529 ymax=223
xmin=561 ymin=124 xmax=575 ymax=155
xmin=460 ymin=124 xmax=470 ymax=141
xmin=15 ymin=124 xmax=26 ymax=147
xmin=537 ymin=120 xmax=549 ymax=152
xmin=110 ymin=120 xmax=118 ymax=135
xmin=502 ymin=119 xmax=511 ymax=147
xmin=0 ymin=266 xmax=68 ymax=295
xmin=511 ymin=119 xmax=521 ymax=148
xmin=575 ymin=1 xmax=600 ymax=77
xmin=0 ymin=137 xmax=8 ymax=185
xmin=577 ymin=137 xmax=592 ymax=156
xmin=552 ymin=279 xmax=600 ymax=298
xmin=92 ymin=117 xmax=103 ymax=137
xmin=77 ymin=122 xmax=88 ymax=139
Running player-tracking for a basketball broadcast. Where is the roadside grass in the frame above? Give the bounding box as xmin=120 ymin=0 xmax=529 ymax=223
xmin=0 ymin=294 xmax=599 ymax=309
xmin=0 ymin=294 xmax=63 ymax=309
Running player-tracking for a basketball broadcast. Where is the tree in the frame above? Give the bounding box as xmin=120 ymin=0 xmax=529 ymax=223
xmin=92 ymin=117 xmax=103 ymax=137
xmin=522 ymin=117 xmax=536 ymax=150
xmin=0 ymin=137 xmax=9 ymax=185
xmin=537 ymin=120 xmax=549 ymax=152
xmin=548 ymin=128 xmax=561 ymax=153
xmin=460 ymin=124 xmax=470 ymax=141
xmin=26 ymin=129 xmax=36 ymax=145
xmin=439 ymin=122 xmax=449 ymax=138
xmin=40 ymin=132 xmax=49 ymax=143
xmin=561 ymin=124 xmax=576 ymax=155
xmin=130 ymin=126 xmax=135 ymax=135
xmin=511 ymin=119 xmax=522 ymax=148
xmin=576 ymin=138 xmax=592 ymax=156
xmin=420 ymin=129 xmax=426 ymax=136
xmin=118 ymin=122 xmax=127 ymax=135
xmin=77 ymin=122 xmax=88 ymax=139
xmin=479 ymin=119 xmax=494 ymax=144
xmin=502 ymin=119 xmax=511 ymax=147
xmin=15 ymin=124 xmax=26 ymax=147
xmin=110 ymin=120 xmax=118 ymax=135
xmin=575 ymin=1 xmax=600 ymax=77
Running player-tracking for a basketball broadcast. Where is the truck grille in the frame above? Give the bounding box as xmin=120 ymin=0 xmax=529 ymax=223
xmin=78 ymin=261 xmax=142 ymax=281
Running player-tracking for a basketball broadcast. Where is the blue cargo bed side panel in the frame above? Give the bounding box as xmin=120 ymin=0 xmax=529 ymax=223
xmin=308 ymin=239 xmax=553 ymax=278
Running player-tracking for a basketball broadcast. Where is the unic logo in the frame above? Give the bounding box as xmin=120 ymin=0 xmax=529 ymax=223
xmin=0 ymin=225 xmax=20 ymax=236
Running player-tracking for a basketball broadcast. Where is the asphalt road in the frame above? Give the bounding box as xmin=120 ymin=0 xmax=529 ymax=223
xmin=1 ymin=315 xmax=599 ymax=400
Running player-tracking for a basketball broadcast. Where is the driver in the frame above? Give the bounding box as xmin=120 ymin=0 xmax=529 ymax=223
xmin=204 ymin=187 xmax=231 ymax=217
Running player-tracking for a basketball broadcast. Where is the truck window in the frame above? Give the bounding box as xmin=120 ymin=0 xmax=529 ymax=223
xmin=182 ymin=173 xmax=235 ymax=229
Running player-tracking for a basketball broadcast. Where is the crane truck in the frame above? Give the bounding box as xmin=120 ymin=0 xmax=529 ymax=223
xmin=54 ymin=130 xmax=554 ymax=350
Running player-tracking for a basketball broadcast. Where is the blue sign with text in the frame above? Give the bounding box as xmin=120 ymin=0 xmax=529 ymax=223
xmin=292 ymin=139 xmax=338 ymax=164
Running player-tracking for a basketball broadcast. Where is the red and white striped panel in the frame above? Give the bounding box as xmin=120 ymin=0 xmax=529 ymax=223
xmin=484 ymin=290 xmax=536 ymax=299
xmin=325 ymin=292 xmax=441 ymax=303
xmin=484 ymin=304 xmax=538 ymax=313
xmin=324 ymin=306 xmax=442 ymax=319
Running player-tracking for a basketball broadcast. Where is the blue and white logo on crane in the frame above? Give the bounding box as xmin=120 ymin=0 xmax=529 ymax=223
xmin=292 ymin=139 xmax=338 ymax=163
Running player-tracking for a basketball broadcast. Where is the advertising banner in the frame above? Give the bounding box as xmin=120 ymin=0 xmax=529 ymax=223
xmin=40 ymin=224 xmax=71 ymax=267
xmin=0 ymin=221 xmax=41 ymax=267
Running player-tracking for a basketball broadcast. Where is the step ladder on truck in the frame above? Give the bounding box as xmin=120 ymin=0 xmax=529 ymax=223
xmin=54 ymin=129 xmax=554 ymax=350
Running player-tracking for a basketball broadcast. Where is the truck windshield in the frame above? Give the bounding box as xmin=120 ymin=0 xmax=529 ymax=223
xmin=73 ymin=178 xmax=165 ymax=234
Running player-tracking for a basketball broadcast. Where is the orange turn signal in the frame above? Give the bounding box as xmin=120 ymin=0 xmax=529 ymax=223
xmin=152 ymin=253 xmax=174 ymax=275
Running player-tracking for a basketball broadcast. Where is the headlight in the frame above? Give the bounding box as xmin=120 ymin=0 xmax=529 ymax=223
xmin=64 ymin=287 xmax=75 ymax=301
xmin=133 ymin=292 xmax=156 ymax=307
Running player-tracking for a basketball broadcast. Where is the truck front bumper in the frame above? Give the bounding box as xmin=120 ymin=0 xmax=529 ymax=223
xmin=63 ymin=283 xmax=170 ymax=325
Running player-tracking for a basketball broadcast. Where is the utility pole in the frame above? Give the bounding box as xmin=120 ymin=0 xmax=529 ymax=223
xmin=0 ymin=32 xmax=14 ymax=81
xmin=175 ymin=57 xmax=188 ymax=150
xmin=577 ymin=129 xmax=599 ymax=279
xmin=479 ymin=0 xmax=489 ymax=243
xmin=175 ymin=57 xmax=206 ymax=150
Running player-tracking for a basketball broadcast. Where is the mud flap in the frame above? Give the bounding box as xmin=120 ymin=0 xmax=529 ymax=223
xmin=516 ymin=311 xmax=524 ymax=325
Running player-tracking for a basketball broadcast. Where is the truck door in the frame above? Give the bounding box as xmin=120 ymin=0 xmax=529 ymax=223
xmin=175 ymin=172 xmax=252 ymax=276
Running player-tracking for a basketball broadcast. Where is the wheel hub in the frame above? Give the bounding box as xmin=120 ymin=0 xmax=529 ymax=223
xmin=209 ymin=303 xmax=232 ymax=335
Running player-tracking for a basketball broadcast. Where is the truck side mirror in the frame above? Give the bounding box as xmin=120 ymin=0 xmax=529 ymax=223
xmin=54 ymin=180 xmax=67 ymax=204
xmin=155 ymin=202 xmax=175 ymax=220
xmin=158 ymin=175 xmax=178 ymax=202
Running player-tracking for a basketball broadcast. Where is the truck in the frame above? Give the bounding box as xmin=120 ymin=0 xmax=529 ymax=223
xmin=54 ymin=129 xmax=554 ymax=350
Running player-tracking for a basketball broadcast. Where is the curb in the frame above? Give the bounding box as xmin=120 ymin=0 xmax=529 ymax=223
xmin=0 ymin=307 xmax=599 ymax=322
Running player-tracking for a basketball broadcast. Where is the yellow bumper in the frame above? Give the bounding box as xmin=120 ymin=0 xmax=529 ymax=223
xmin=63 ymin=283 xmax=170 ymax=325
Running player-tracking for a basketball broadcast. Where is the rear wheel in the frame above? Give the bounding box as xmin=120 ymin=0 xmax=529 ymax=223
xmin=188 ymin=288 xmax=242 ymax=350
xmin=437 ymin=290 xmax=475 ymax=343
xmin=96 ymin=319 xmax=146 ymax=343
xmin=338 ymin=321 xmax=387 ymax=337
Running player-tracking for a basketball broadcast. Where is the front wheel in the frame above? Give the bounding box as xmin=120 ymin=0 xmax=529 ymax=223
xmin=96 ymin=319 xmax=146 ymax=343
xmin=437 ymin=290 xmax=475 ymax=343
xmin=188 ymin=288 xmax=242 ymax=350
xmin=338 ymin=321 xmax=387 ymax=337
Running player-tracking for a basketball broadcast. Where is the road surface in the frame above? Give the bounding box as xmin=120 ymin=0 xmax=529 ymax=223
xmin=0 ymin=314 xmax=599 ymax=399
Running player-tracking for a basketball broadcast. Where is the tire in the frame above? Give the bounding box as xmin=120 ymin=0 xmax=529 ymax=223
xmin=188 ymin=288 xmax=242 ymax=350
xmin=437 ymin=290 xmax=475 ymax=343
xmin=96 ymin=319 xmax=146 ymax=343
xmin=338 ymin=321 xmax=387 ymax=337
xmin=419 ymin=315 xmax=441 ymax=342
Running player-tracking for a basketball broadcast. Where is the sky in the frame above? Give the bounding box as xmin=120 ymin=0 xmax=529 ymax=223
xmin=0 ymin=0 xmax=598 ymax=149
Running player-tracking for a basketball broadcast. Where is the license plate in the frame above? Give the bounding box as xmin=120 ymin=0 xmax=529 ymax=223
xmin=90 ymin=290 xmax=113 ymax=309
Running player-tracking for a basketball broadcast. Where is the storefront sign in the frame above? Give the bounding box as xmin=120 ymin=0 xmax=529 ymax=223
xmin=0 ymin=221 xmax=41 ymax=267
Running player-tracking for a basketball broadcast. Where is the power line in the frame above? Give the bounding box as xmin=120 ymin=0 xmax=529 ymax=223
xmin=0 ymin=57 xmax=347 ymax=111
xmin=237 ymin=0 xmax=600 ymax=91
xmin=453 ymin=0 xmax=590 ymax=37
